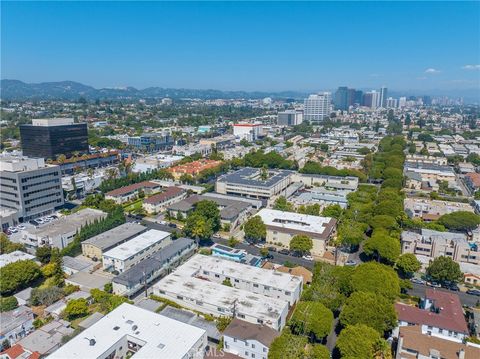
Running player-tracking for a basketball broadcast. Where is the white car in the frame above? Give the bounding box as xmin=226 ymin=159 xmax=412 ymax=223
xmin=17 ymin=225 xmax=26 ymax=230
xmin=302 ymin=255 xmax=314 ymax=261
xmin=36 ymin=219 xmax=44 ymax=224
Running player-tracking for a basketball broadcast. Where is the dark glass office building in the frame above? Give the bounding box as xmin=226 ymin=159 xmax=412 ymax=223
xmin=20 ymin=119 xmax=89 ymax=159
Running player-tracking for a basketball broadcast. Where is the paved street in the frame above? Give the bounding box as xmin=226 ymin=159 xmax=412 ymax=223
xmin=407 ymin=283 xmax=480 ymax=307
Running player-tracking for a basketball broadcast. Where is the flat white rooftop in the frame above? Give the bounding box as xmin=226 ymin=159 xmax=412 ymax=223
xmin=31 ymin=118 xmax=74 ymax=126
xmin=102 ymin=229 xmax=170 ymax=261
xmin=186 ymin=253 xmax=301 ymax=292
xmin=0 ymin=250 xmax=35 ymax=268
xmin=256 ymin=208 xmax=334 ymax=236
xmin=47 ymin=303 xmax=206 ymax=359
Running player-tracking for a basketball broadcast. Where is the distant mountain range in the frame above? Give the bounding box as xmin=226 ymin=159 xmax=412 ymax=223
xmin=0 ymin=80 xmax=308 ymax=101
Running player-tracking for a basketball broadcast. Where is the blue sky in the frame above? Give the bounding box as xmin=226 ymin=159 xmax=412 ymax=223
xmin=1 ymin=1 xmax=479 ymax=92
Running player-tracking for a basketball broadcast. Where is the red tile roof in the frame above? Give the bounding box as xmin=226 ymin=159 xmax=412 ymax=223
xmin=466 ymin=172 xmax=480 ymax=188
xmin=395 ymin=289 xmax=468 ymax=334
xmin=144 ymin=186 xmax=186 ymax=205
xmin=167 ymin=159 xmax=222 ymax=176
xmin=0 ymin=344 xmax=40 ymax=359
xmin=106 ymin=181 xmax=159 ymax=197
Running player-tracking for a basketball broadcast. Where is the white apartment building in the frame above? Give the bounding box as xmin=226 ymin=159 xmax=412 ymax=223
xmin=256 ymin=209 xmax=337 ymax=257
xmin=303 ymin=93 xmax=331 ymax=124
xmin=153 ymin=254 xmax=302 ymax=330
xmin=48 ymin=303 xmax=207 ymax=359
xmin=223 ymin=318 xmax=280 ymax=359
xmin=102 ymin=229 xmax=172 ymax=273
xmin=277 ymin=110 xmax=303 ymax=126
xmin=233 ymin=123 xmax=262 ymax=142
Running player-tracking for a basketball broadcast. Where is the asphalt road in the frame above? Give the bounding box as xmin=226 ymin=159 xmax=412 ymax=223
xmin=407 ymin=283 xmax=480 ymax=307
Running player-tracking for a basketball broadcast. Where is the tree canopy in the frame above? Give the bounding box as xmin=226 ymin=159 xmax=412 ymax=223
xmin=64 ymin=298 xmax=88 ymax=320
xmin=426 ymin=256 xmax=463 ymax=283
xmin=289 ymin=235 xmax=313 ymax=255
xmin=336 ymin=324 xmax=383 ymax=359
xmin=351 ymin=262 xmax=400 ymax=301
xmin=268 ymin=329 xmax=308 ymax=359
xmin=0 ymin=260 xmax=42 ymax=295
xmin=396 ymin=254 xmax=421 ymax=277
xmin=339 ymin=291 xmax=397 ymax=334
xmin=290 ymin=301 xmax=333 ymax=340
xmin=363 ymin=229 xmax=401 ymax=264
xmin=243 ymin=216 xmax=266 ymax=243
xmin=438 ymin=211 xmax=480 ymax=231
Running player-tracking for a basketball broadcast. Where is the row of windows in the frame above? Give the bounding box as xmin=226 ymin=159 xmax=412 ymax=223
xmin=0 ymin=183 xmax=18 ymax=191
xmin=24 ymin=190 xmax=62 ymax=205
xmin=26 ymin=198 xmax=62 ymax=212
xmin=22 ymin=178 xmax=60 ymax=191
xmin=0 ymin=176 xmax=16 ymax=183
xmin=24 ymin=185 xmax=61 ymax=199
xmin=21 ymin=171 xmax=59 ymax=183
xmin=0 ymin=190 xmax=17 ymax=197
xmin=0 ymin=197 xmax=19 ymax=205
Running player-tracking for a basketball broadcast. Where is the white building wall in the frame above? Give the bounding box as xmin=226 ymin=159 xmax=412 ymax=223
xmin=224 ymin=336 xmax=269 ymax=359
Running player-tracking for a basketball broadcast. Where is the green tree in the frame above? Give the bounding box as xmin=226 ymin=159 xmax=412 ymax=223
xmin=64 ymin=298 xmax=88 ymax=320
xmin=321 ymin=204 xmax=343 ymax=219
xmin=340 ymin=291 xmax=397 ymax=334
xmin=0 ymin=296 xmax=18 ymax=312
xmin=336 ymin=324 xmax=383 ymax=359
xmin=290 ymin=301 xmax=333 ymax=340
xmin=243 ymin=216 xmax=266 ymax=243
xmin=363 ymin=229 xmax=401 ymax=264
xmin=289 ymin=235 xmax=313 ymax=255
xmin=268 ymin=329 xmax=308 ymax=359
xmin=273 ymin=196 xmax=294 ymax=212
xmin=351 ymin=262 xmax=400 ymax=301
xmin=0 ymin=260 xmax=42 ymax=295
xmin=338 ymin=220 xmax=366 ymax=248
xmin=306 ymin=345 xmax=330 ymax=359
xmin=438 ymin=211 xmax=480 ymax=231
xmin=0 ymin=233 xmax=25 ymax=254
xmin=183 ymin=213 xmax=213 ymax=243
xmin=396 ymin=254 xmax=421 ymax=277
xmin=426 ymin=256 xmax=463 ymax=283
xmin=30 ymin=286 xmax=64 ymax=306
xmin=369 ymin=215 xmax=398 ymax=231
xmin=36 ymin=246 xmax=52 ymax=265
xmin=194 ymin=200 xmax=221 ymax=232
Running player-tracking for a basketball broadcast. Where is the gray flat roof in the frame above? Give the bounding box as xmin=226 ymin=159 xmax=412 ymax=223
xmin=82 ymin=222 xmax=147 ymax=251
xmin=113 ymin=237 xmax=195 ymax=287
xmin=78 ymin=312 xmax=105 ymax=329
xmin=217 ymin=167 xmax=293 ymax=188
xmin=62 ymin=256 xmax=92 ymax=272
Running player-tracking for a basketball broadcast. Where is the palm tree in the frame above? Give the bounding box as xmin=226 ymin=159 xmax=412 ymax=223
xmin=56 ymin=154 xmax=67 ymax=164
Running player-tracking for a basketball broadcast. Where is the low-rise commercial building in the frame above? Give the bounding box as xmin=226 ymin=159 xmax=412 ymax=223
xmin=112 ymin=237 xmax=196 ymax=296
xmin=167 ymin=194 xmax=252 ymax=229
xmin=233 ymin=123 xmax=262 ymax=142
xmin=290 ymin=187 xmax=350 ymax=209
xmin=105 ymin=181 xmax=161 ymax=204
xmin=291 ymin=173 xmax=359 ymax=192
xmin=142 ymin=186 xmax=187 ymax=214
xmin=401 ymin=229 xmax=479 ymax=265
xmin=21 ymin=208 xmax=107 ymax=250
xmin=47 ymin=303 xmax=207 ymax=359
xmin=102 ymin=229 xmax=172 ymax=273
xmin=216 ymin=167 xmax=294 ymax=200
xmin=223 ymin=318 xmax=280 ymax=359
xmin=153 ymin=254 xmax=302 ymax=330
xmin=256 ymin=209 xmax=336 ymax=257
xmin=81 ymin=222 xmax=147 ymax=260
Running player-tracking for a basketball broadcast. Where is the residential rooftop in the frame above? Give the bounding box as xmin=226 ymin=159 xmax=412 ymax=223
xmin=82 ymin=222 xmax=147 ymax=250
xmin=47 ymin=303 xmax=206 ymax=359
xmin=102 ymin=229 xmax=171 ymax=261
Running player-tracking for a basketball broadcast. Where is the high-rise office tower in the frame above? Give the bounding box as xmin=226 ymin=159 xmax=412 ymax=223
xmin=379 ymin=87 xmax=388 ymax=108
xmin=386 ymin=97 xmax=398 ymax=108
xmin=334 ymin=87 xmax=349 ymax=111
xmin=369 ymin=90 xmax=381 ymax=109
xmin=347 ymin=88 xmax=356 ymax=107
xmin=20 ymin=118 xmax=88 ymax=160
xmin=304 ymin=93 xmax=332 ymax=124
xmin=354 ymin=90 xmax=364 ymax=106
xmin=363 ymin=92 xmax=373 ymax=107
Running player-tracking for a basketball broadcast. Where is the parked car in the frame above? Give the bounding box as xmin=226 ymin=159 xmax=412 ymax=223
xmin=345 ymin=260 xmax=357 ymax=266
xmin=168 ymin=223 xmax=177 ymax=228
xmin=410 ymin=278 xmax=426 ymax=285
xmin=267 ymin=247 xmax=277 ymax=252
xmin=291 ymin=251 xmax=302 ymax=258
xmin=17 ymin=225 xmax=26 ymax=230
xmin=447 ymin=284 xmax=460 ymax=291
xmin=302 ymin=255 xmax=313 ymax=261
xmin=263 ymin=253 xmax=274 ymax=260
xmin=278 ymin=249 xmax=290 ymax=255
xmin=254 ymin=243 xmax=265 ymax=249
xmin=427 ymin=281 xmax=441 ymax=288
xmin=29 ymin=220 xmax=38 ymax=226
xmin=466 ymin=289 xmax=480 ymax=296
